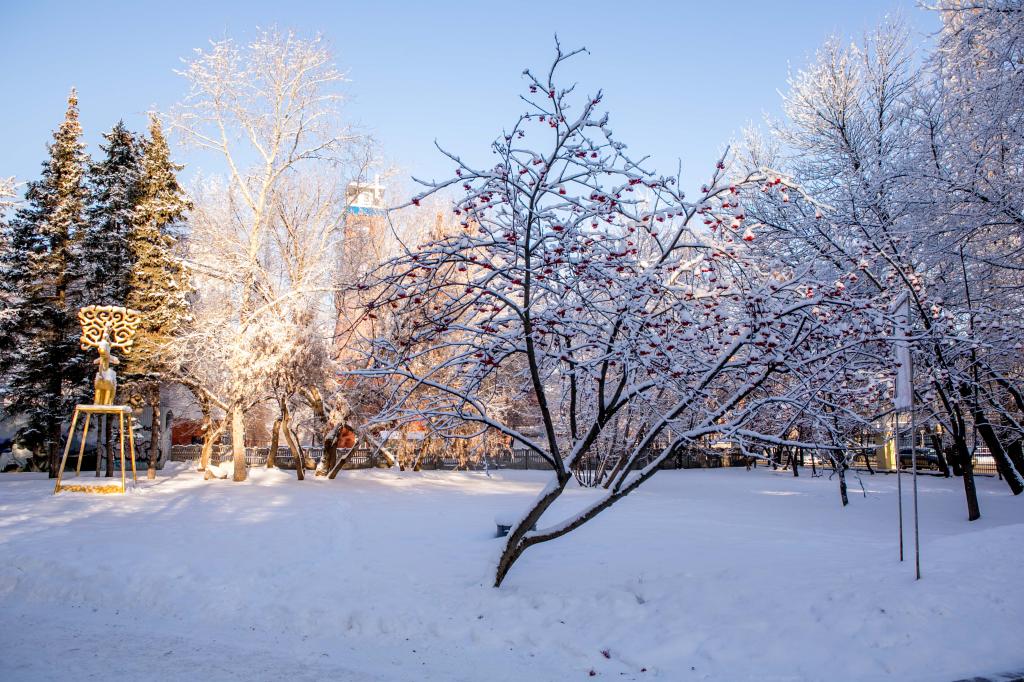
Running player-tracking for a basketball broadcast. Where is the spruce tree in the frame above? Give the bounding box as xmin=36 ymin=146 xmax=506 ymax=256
xmin=0 ymin=179 xmax=18 ymax=333
xmin=0 ymin=89 xmax=91 ymax=472
xmin=79 ymin=121 xmax=144 ymax=476
xmin=124 ymin=113 xmax=193 ymax=478
xmin=82 ymin=120 xmax=142 ymax=306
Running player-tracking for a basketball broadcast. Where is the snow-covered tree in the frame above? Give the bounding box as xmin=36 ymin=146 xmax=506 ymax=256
xmin=914 ymin=1 xmax=1024 ymax=495
xmin=0 ymin=178 xmax=19 ymax=390
xmin=171 ymin=28 xmax=371 ymax=480
xmin=0 ymin=89 xmax=91 ymax=472
xmin=750 ymin=11 xmax=1024 ymax=519
xmin=123 ymin=113 xmax=193 ymax=479
xmin=82 ymin=121 xmax=143 ymax=306
xmin=358 ymin=46 xmax=880 ymax=585
xmin=0 ymin=177 xmax=15 ymax=208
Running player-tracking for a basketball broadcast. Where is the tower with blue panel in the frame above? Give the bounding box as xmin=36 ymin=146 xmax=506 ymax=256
xmin=341 ymin=175 xmax=387 ymax=269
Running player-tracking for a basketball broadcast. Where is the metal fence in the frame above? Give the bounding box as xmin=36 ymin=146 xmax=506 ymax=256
xmin=169 ymin=442 xmax=1004 ymax=478
xmin=766 ymin=448 xmax=1002 ymax=477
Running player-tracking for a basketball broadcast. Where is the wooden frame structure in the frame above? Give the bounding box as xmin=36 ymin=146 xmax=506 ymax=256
xmin=53 ymin=405 xmax=137 ymax=494
xmin=52 ymin=305 xmax=143 ymax=494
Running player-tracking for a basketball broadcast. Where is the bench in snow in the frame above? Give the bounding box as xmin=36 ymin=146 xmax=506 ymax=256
xmin=494 ymin=513 xmax=537 ymax=537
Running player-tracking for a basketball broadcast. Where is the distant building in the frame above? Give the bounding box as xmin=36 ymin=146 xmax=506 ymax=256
xmin=346 ymin=176 xmax=385 ymax=217
xmin=340 ymin=175 xmax=387 ymax=270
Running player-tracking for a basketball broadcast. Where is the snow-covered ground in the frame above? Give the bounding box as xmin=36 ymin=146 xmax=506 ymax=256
xmin=1 ymin=464 xmax=1021 ymax=681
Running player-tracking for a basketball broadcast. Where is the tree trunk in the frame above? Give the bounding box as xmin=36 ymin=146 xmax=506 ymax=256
xmin=200 ymin=419 xmax=224 ymax=473
xmin=836 ymin=460 xmax=849 ymax=507
xmin=974 ymin=412 xmax=1024 ymax=495
xmin=963 ymin=381 xmax=1023 ymax=496
xmin=279 ymin=400 xmax=304 ymax=480
xmin=231 ymin=404 xmax=247 ymax=482
xmin=302 ymin=388 xmax=336 ymax=477
xmin=860 ymin=435 xmax=875 ymax=473
xmin=316 ymin=424 xmax=341 ymax=477
xmin=268 ymin=416 xmax=281 ymax=468
xmin=148 ymin=393 xmax=161 ymax=480
xmin=791 ymin=449 xmax=799 ymax=477
xmin=196 ymin=396 xmax=212 ymax=471
xmin=952 ymin=431 xmax=980 ymax=520
xmin=47 ymin=417 xmax=60 ymax=479
xmin=327 ymin=433 xmax=365 ymax=479
xmin=929 ymin=433 xmax=950 ymax=477
xmin=95 ymin=415 xmax=104 ymax=477
xmin=1009 ymin=441 xmax=1024 ymax=482
xmin=947 ymin=444 xmax=963 ymax=476
xmin=105 ymin=415 xmax=114 ymax=478
xmin=303 ymin=443 xmax=317 ymax=471
xmin=495 ymin=473 xmax=571 ymax=587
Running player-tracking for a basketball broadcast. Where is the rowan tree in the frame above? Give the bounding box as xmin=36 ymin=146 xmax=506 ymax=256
xmin=358 ymin=46 xmax=879 ymax=585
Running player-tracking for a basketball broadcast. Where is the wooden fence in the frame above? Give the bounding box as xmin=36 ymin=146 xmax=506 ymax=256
xmin=168 ymin=444 xmax=750 ymax=471
xmin=169 ymin=444 xmax=383 ymax=469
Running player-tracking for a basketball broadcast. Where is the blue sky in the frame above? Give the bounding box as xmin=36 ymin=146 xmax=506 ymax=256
xmin=1 ymin=1 xmax=939 ymax=197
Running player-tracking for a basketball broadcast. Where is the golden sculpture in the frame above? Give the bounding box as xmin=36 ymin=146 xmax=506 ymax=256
xmin=78 ymin=305 xmax=142 ymax=405
xmin=54 ymin=306 xmax=143 ymax=494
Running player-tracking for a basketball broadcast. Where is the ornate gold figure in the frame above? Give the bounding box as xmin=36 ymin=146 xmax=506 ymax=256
xmin=53 ymin=306 xmax=143 ymax=494
xmin=78 ymin=305 xmax=142 ymax=405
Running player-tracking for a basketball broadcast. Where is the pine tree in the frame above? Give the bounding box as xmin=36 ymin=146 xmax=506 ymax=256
xmin=124 ymin=113 xmax=193 ymax=478
xmin=82 ymin=120 xmax=143 ymax=306
xmin=0 ymin=89 xmax=91 ymax=473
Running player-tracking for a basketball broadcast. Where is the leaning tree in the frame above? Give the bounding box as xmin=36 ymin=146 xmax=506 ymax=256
xmin=358 ymin=46 xmax=881 ymax=586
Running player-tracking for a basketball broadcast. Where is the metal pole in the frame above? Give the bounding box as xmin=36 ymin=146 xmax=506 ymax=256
xmin=896 ymin=411 xmax=904 ymax=562
xmin=910 ymin=372 xmax=921 ymax=580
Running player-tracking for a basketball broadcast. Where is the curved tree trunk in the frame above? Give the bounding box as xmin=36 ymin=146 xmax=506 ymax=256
xmin=301 ymin=387 xmax=336 ymax=477
xmin=974 ymin=411 xmax=1023 ymax=495
xmin=316 ymin=423 xmax=342 ymax=477
xmin=1009 ymin=440 xmax=1024 ymax=483
xmin=267 ymin=415 xmax=281 ymax=468
xmin=495 ymin=473 xmax=572 ymax=587
xmin=279 ymin=399 xmax=304 ymax=480
xmin=962 ymin=383 xmax=1023 ymax=496
xmin=199 ymin=419 xmax=225 ymax=472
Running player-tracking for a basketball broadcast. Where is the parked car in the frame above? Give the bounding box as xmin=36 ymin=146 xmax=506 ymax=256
xmin=898 ymin=447 xmax=939 ymax=470
xmin=973 ymin=454 xmax=995 ymax=470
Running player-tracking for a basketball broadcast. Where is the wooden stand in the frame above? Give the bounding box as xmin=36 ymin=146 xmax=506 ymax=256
xmin=53 ymin=405 xmax=137 ymax=494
